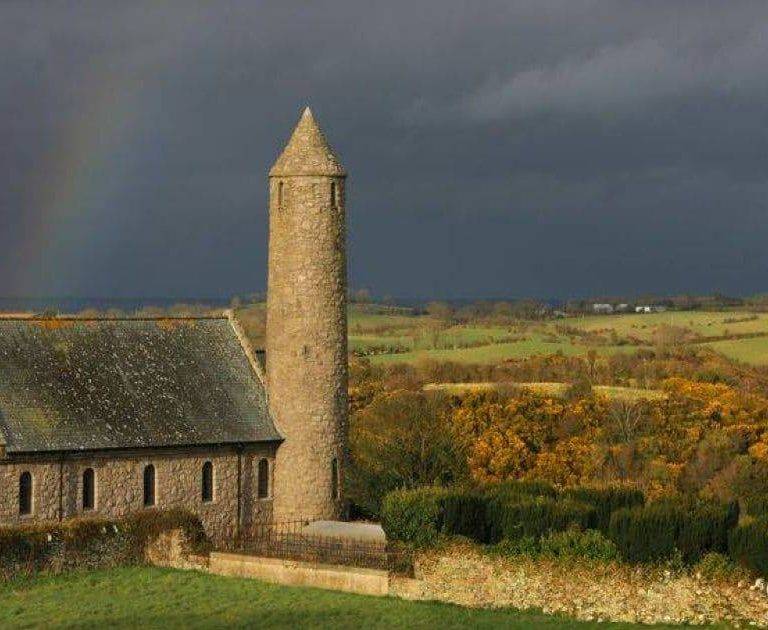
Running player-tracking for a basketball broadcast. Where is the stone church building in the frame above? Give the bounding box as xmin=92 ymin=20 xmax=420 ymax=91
xmin=0 ymin=108 xmax=348 ymax=541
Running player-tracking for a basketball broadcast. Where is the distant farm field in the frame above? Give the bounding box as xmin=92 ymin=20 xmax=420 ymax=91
xmin=424 ymin=382 xmax=666 ymax=401
xmin=701 ymin=335 xmax=768 ymax=364
xmin=347 ymin=309 xmax=768 ymax=366
xmin=234 ymin=305 xmax=768 ymax=366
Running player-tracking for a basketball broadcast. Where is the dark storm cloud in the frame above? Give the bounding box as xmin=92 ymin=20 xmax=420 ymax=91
xmin=1 ymin=0 xmax=767 ymax=300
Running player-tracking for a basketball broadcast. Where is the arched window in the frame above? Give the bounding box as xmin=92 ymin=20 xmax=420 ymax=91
xmin=201 ymin=461 xmax=213 ymax=503
xmin=257 ymin=458 xmax=270 ymax=499
xmin=19 ymin=471 xmax=32 ymax=516
xmin=277 ymin=181 xmax=284 ymax=206
xmin=82 ymin=468 xmax=95 ymax=511
xmin=143 ymin=464 xmax=156 ymax=507
xmin=330 ymin=181 xmax=336 ymax=207
xmin=331 ymin=458 xmax=339 ymax=500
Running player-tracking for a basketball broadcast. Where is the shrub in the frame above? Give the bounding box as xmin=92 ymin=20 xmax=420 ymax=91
xmin=486 ymin=496 xmax=596 ymax=543
xmin=564 ymin=378 xmax=593 ymax=400
xmin=609 ymin=500 xmax=739 ymax=563
xmin=439 ymin=489 xmax=488 ymax=542
xmin=743 ymin=495 xmax=768 ymax=519
xmin=485 ymin=479 xmax=557 ymax=501
xmin=381 ymin=487 xmax=445 ymax=547
xmin=609 ymin=504 xmax=680 ymax=563
xmin=539 ymin=528 xmax=619 ymax=562
xmin=561 ymin=486 xmax=645 ymax=532
xmin=676 ymin=500 xmax=737 ymax=562
xmin=729 ymin=517 xmax=768 ymax=576
xmin=490 ymin=535 xmax=540 ymax=557
xmin=123 ymin=508 xmax=208 ymax=554
xmin=694 ymin=552 xmax=749 ymax=582
xmin=348 ymin=390 xmax=466 ymax=518
xmin=0 ymin=509 xmax=206 ymax=580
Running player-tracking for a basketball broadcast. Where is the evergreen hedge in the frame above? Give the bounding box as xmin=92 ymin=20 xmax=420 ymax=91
xmin=440 ymin=489 xmax=489 ymax=542
xmin=728 ymin=517 xmax=768 ymax=576
xmin=743 ymin=495 xmax=768 ymax=519
xmin=380 ymin=487 xmax=446 ymax=547
xmin=381 ymin=484 xmax=596 ymax=546
xmin=608 ymin=500 xmax=738 ymax=563
xmin=486 ymin=496 xmax=596 ymax=543
xmin=561 ymin=486 xmax=645 ymax=532
xmin=486 ymin=479 xmax=557 ymax=501
xmin=381 ymin=483 xmax=741 ymax=568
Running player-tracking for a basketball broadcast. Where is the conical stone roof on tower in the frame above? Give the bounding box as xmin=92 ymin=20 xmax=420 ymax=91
xmin=269 ymin=107 xmax=346 ymax=177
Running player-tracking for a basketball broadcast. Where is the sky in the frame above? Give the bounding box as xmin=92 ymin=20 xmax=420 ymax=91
xmin=1 ymin=1 xmax=768 ymax=301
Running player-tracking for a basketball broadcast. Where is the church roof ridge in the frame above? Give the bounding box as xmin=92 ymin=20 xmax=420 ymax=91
xmin=269 ymin=107 xmax=346 ymax=177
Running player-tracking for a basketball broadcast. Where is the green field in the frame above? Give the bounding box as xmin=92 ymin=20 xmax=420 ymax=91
xmin=346 ymin=308 xmax=768 ymax=366
xmin=231 ymin=304 xmax=768 ymax=366
xmin=0 ymin=567 xmax=693 ymax=629
xmin=568 ymin=311 xmax=768 ymax=340
xmin=702 ymin=335 xmax=768 ymax=364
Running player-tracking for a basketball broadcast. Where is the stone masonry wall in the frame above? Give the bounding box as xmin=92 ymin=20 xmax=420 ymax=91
xmin=0 ymin=444 xmax=276 ymax=543
xmin=267 ymin=173 xmax=348 ymax=522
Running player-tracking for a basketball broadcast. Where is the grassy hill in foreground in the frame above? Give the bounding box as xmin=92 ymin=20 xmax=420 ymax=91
xmin=0 ymin=566 xmax=696 ymax=630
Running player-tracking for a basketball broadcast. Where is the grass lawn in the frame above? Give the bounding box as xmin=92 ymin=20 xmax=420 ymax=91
xmin=0 ymin=566 xmax=700 ymax=630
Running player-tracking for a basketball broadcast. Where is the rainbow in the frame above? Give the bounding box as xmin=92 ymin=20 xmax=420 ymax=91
xmin=11 ymin=60 xmax=150 ymax=297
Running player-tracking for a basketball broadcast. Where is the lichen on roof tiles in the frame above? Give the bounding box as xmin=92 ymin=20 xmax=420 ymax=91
xmin=0 ymin=317 xmax=280 ymax=453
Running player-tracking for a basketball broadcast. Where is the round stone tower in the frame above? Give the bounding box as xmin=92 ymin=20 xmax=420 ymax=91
xmin=267 ymin=107 xmax=348 ymax=522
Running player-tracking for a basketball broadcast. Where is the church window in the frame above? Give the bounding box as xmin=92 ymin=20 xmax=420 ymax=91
xmin=202 ymin=461 xmax=213 ymax=503
xmin=331 ymin=458 xmax=339 ymax=500
xmin=143 ymin=464 xmax=156 ymax=507
xmin=257 ymin=458 xmax=270 ymax=499
xmin=19 ymin=471 xmax=32 ymax=516
xmin=82 ymin=468 xmax=95 ymax=511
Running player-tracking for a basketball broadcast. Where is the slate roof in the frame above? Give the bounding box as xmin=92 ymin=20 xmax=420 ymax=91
xmin=0 ymin=317 xmax=280 ymax=454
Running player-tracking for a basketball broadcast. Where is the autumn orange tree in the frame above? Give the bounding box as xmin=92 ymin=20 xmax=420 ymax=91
xmin=348 ymin=350 xmax=768 ymax=514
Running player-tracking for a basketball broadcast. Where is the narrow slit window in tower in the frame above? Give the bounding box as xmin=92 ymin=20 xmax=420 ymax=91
xmin=330 ymin=181 xmax=336 ymax=207
xmin=277 ymin=181 xmax=284 ymax=206
xmin=257 ymin=458 xmax=270 ymax=499
xmin=19 ymin=471 xmax=32 ymax=515
xmin=82 ymin=468 xmax=95 ymax=511
xmin=143 ymin=464 xmax=156 ymax=507
xmin=202 ymin=461 xmax=213 ymax=503
xmin=331 ymin=458 xmax=339 ymax=500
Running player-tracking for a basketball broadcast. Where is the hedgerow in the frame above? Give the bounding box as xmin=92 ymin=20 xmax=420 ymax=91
xmin=486 ymin=496 xmax=596 ymax=543
xmin=380 ymin=487 xmax=446 ymax=547
xmin=608 ymin=500 xmax=738 ymax=563
xmin=561 ymin=486 xmax=645 ymax=533
xmin=0 ymin=509 xmax=207 ymax=580
xmin=728 ymin=517 xmax=768 ymax=576
xmin=381 ymin=482 xmax=749 ymax=569
xmin=382 ymin=484 xmax=595 ymax=546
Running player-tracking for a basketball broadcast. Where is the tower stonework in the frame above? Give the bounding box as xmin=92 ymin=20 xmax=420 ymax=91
xmin=267 ymin=108 xmax=348 ymax=521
